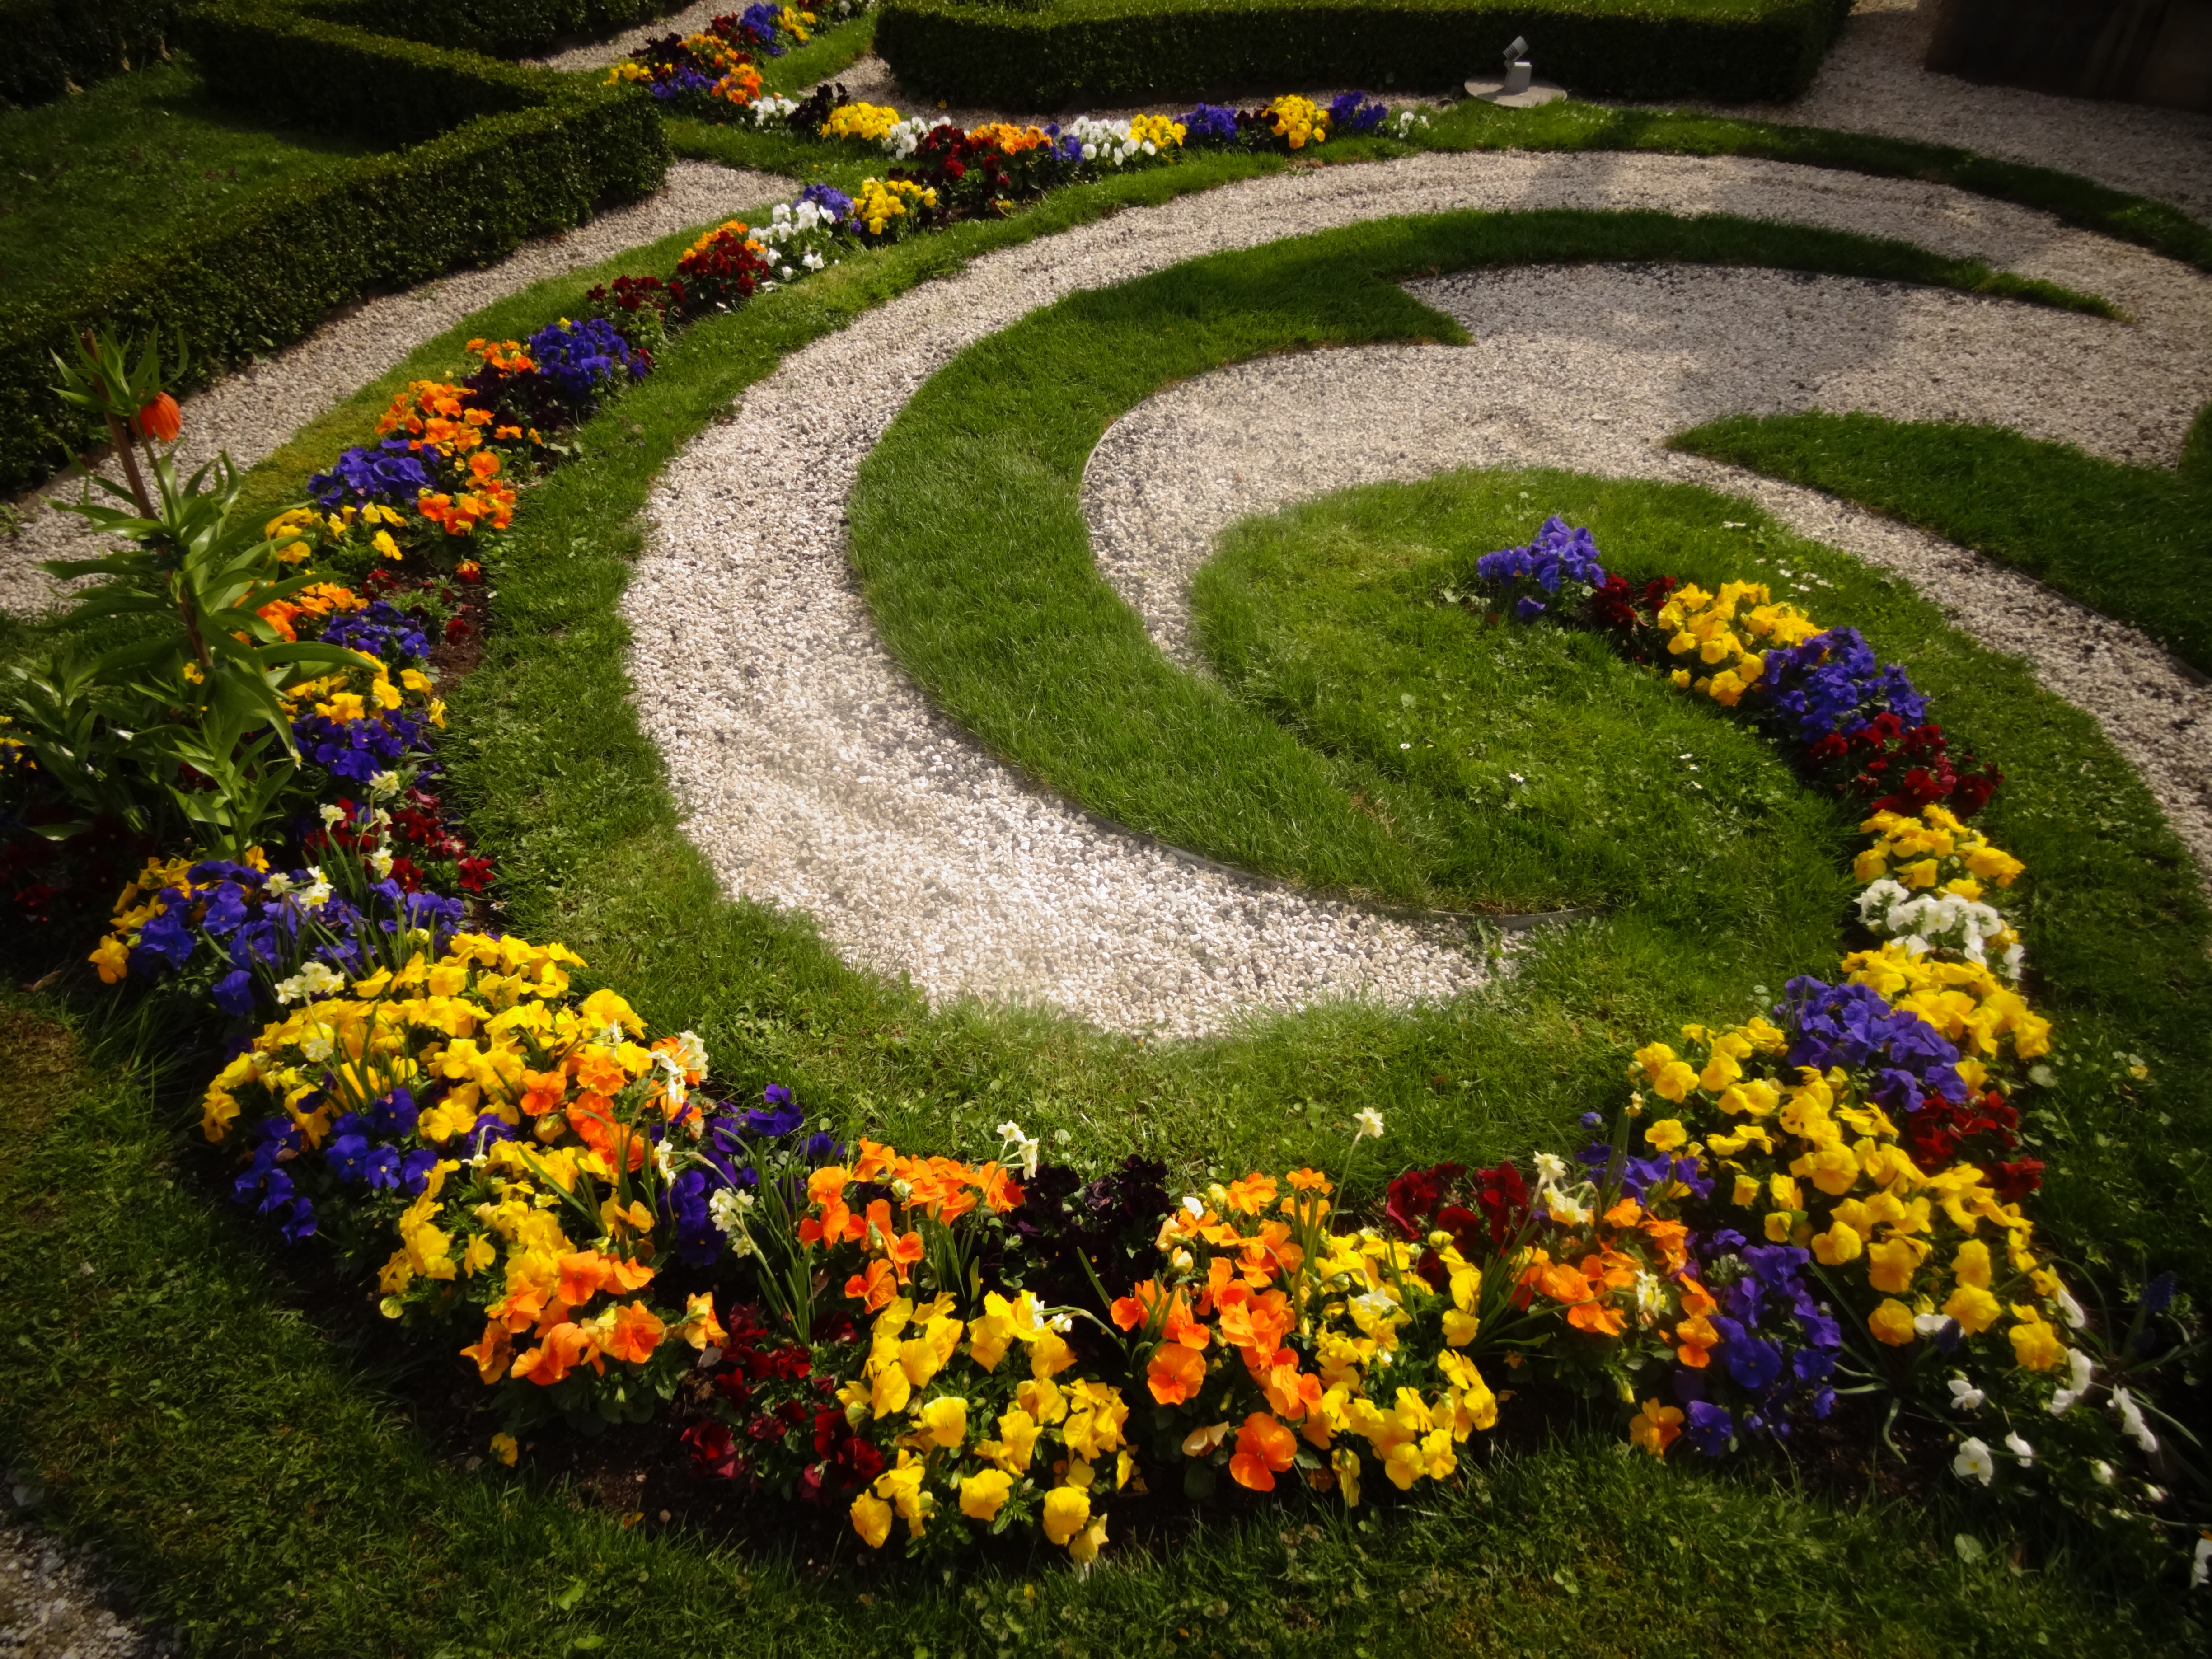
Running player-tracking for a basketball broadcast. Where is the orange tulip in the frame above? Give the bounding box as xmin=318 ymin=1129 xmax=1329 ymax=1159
xmin=133 ymin=392 xmax=181 ymax=444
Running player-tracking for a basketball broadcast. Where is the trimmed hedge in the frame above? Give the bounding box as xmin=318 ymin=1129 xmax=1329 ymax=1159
xmin=875 ymin=0 xmax=1856 ymax=108
xmin=302 ymin=0 xmax=698 ymax=59
xmin=0 ymin=0 xmax=180 ymax=108
xmin=0 ymin=0 xmax=668 ymax=492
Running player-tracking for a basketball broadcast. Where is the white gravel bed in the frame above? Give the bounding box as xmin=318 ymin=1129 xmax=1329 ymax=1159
xmin=0 ymin=161 xmax=788 ymax=617
xmin=1080 ymin=267 xmax=2212 ymax=884
xmin=1685 ymin=0 xmax=2212 ymax=226
xmin=629 ymin=147 xmax=2210 ymax=1034
xmin=0 ymin=1519 xmax=164 ymax=1659
xmin=530 ymin=2 xmax=748 ymax=70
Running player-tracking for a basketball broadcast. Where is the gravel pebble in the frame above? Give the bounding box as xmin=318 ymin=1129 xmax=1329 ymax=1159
xmin=0 ymin=162 xmax=790 ymax=616
xmin=631 ymin=149 xmax=2210 ymax=1033
xmin=1082 ymin=264 xmax=2212 ymax=887
xmin=1686 ymin=0 xmax=2212 ymax=227
xmin=0 ymin=1510 xmax=164 ymax=1659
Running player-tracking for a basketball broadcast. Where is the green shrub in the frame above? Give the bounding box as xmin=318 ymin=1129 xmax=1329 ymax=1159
xmin=875 ymin=0 xmax=1856 ymax=108
xmin=0 ymin=0 xmax=668 ymax=492
xmin=0 ymin=0 xmax=180 ymax=108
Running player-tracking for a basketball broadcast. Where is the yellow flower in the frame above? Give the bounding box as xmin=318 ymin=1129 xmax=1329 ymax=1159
xmin=849 ymin=1491 xmax=893 ymax=1549
xmin=916 ymin=1394 xmax=967 ymax=1448
xmin=1868 ymin=1298 xmax=1917 ymax=1346
xmin=1943 ymin=1283 xmax=2002 ymax=1336
xmin=89 ymin=935 xmax=130 ymax=985
xmin=1628 ymin=1398 xmax=1682 ymax=1456
xmin=959 ymin=1467 xmax=1012 ymax=1522
xmin=1952 ymin=1239 xmax=1992 ymax=1289
xmin=2008 ymin=1307 xmax=2064 ymax=1371
xmin=1810 ymin=1219 xmax=1862 ymax=1266
xmin=489 ymin=1432 xmax=519 ymax=1467
xmin=1042 ymin=1484 xmax=1090 ymax=1548
xmin=1643 ymin=1118 xmax=1687 ymax=1152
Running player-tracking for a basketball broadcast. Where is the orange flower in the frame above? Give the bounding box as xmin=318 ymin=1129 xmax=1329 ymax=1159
xmin=468 ymin=450 xmax=502 ymax=482
xmin=1566 ymin=1301 xmax=1627 ymax=1336
xmin=1147 ymin=1343 xmax=1207 ymax=1405
xmin=1283 ymin=1167 xmax=1333 ymax=1193
xmin=133 ymin=392 xmax=181 ymax=444
xmin=519 ymin=1066 xmax=569 ymax=1117
xmin=486 ymin=1256 xmax=559 ymax=1331
xmin=1228 ymin=1412 xmax=1298 ymax=1491
xmin=975 ymin=1159 xmax=1024 ymax=1214
xmin=1673 ymin=1312 xmax=1720 ymax=1368
xmin=1535 ymin=1262 xmax=1594 ymax=1306
xmin=1629 ymin=1397 xmax=1682 ymax=1456
xmin=513 ymin=1320 xmax=601 ymax=1385
xmin=684 ymin=1291 xmax=727 ymax=1350
xmin=1223 ymin=1173 xmax=1277 ymax=1216
xmin=1110 ymin=1279 xmax=1166 ymax=1332
xmin=605 ymin=1300 xmax=665 ymax=1364
xmin=844 ymin=1257 xmax=900 ymax=1312
xmin=459 ymin=1318 xmax=512 ymax=1382
xmin=556 ymin=1249 xmax=652 ymax=1305
xmin=574 ymin=1051 xmax=629 ymax=1096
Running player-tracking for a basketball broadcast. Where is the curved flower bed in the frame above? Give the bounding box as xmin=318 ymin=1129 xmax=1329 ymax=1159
xmin=29 ymin=115 xmax=2195 ymax=1580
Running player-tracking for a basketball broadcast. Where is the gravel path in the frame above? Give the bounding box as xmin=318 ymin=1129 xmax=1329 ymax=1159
xmin=1081 ymin=267 xmax=2212 ymax=884
xmin=1689 ymin=0 xmax=2212 ymax=227
xmin=628 ymin=147 xmax=2210 ymax=1034
xmin=0 ymin=1516 xmax=163 ymax=1659
xmin=0 ymin=161 xmax=787 ymax=617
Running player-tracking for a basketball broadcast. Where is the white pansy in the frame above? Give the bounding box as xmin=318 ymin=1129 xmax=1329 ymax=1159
xmin=2193 ymin=1536 xmax=2211 ymax=1589
xmin=1914 ymin=1312 xmax=1953 ymax=1337
xmin=1946 ymin=1374 xmax=1985 ymax=1411
xmin=2112 ymin=1387 xmax=2160 ymax=1453
xmin=2091 ymin=1459 xmax=2115 ymax=1485
xmin=1181 ymin=1195 xmax=1204 ymax=1218
xmin=1952 ymin=1437 xmax=1995 ymax=1485
xmin=370 ymin=770 xmax=401 ymax=797
xmin=2004 ymin=1431 xmax=2034 ymax=1467
xmin=2054 ymin=1285 xmax=2086 ymax=1328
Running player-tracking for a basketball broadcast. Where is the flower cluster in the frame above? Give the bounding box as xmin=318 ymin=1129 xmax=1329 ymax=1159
xmin=1475 ymin=514 xmax=1608 ymax=619
xmin=675 ymin=220 xmax=777 ymax=309
xmin=602 ymin=7 xmax=824 ymax=109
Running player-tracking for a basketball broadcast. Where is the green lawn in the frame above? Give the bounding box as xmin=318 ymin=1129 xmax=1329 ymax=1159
xmin=0 ymin=150 xmax=2204 ymax=1657
xmin=1669 ymin=410 xmax=2212 ymax=675
xmin=0 ymin=57 xmax=376 ymax=309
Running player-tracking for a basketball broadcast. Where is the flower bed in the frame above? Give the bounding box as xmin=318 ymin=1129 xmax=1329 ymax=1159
xmin=13 ymin=103 xmax=2199 ymax=1584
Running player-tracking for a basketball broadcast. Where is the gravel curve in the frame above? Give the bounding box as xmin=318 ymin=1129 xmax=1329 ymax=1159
xmin=0 ymin=1515 xmax=165 ymax=1659
xmin=0 ymin=161 xmax=788 ymax=617
xmin=628 ymin=147 xmax=2210 ymax=1035
xmin=1690 ymin=0 xmax=2212 ymax=228
xmin=1080 ymin=266 xmax=2212 ymax=885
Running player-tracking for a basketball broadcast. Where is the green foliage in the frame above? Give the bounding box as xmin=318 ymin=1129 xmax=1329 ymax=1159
xmin=0 ymin=2 xmax=669 ymax=494
xmin=0 ymin=0 xmax=179 ymax=108
xmin=305 ymin=0 xmax=694 ymax=57
xmin=1669 ymin=410 xmax=2212 ymax=676
xmin=0 ymin=57 xmax=374 ymax=309
xmin=875 ymin=0 xmax=1855 ymax=108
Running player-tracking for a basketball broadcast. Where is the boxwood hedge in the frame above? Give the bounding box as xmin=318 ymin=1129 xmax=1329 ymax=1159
xmin=875 ymin=0 xmax=1856 ymax=108
xmin=0 ymin=0 xmax=181 ymax=108
xmin=0 ymin=0 xmax=668 ymax=492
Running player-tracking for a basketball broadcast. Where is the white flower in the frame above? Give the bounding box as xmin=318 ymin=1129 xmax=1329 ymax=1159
xmin=370 ymin=770 xmax=401 ymax=797
xmin=1946 ymin=1374 xmax=1985 ymax=1412
xmin=1532 ymin=1151 xmax=1569 ymax=1186
xmin=1351 ymin=1288 xmax=1399 ymax=1319
xmin=1353 ymin=1108 xmax=1385 ymax=1141
xmin=264 ymin=872 xmax=295 ymax=898
xmin=369 ymin=845 xmax=394 ymax=880
xmin=2091 ymin=1459 xmax=2116 ymax=1486
xmin=298 ymin=868 xmax=332 ymax=909
xmin=1181 ymin=1195 xmax=1204 ymax=1218
xmin=654 ymin=1142 xmax=675 ymax=1180
xmin=596 ymin=1022 xmax=625 ymax=1049
xmin=319 ymin=804 xmax=347 ymax=830
xmin=300 ymin=1027 xmax=334 ymax=1064
xmin=2112 ymin=1387 xmax=2159 ymax=1453
xmin=2054 ymin=1285 xmax=2085 ymax=1328
xmin=996 ymin=1120 xmax=1041 ymax=1179
xmin=2049 ymin=1346 xmax=2096 ymax=1413
xmin=2004 ymin=1431 xmax=2034 ymax=1467
xmin=1080 ymin=141 xmax=1097 ymax=160
xmin=1915 ymin=1312 xmax=1953 ymax=1337
xmin=2193 ymin=1536 xmax=2211 ymax=1589
xmin=708 ymin=1187 xmax=749 ymax=1238
xmin=1634 ymin=1270 xmax=1666 ymax=1318
xmin=1952 ymin=1437 xmax=1995 ymax=1486
xmin=275 ymin=961 xmax=343 ymax=1006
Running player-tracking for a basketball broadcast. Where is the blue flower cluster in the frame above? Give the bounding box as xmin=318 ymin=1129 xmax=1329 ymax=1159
xmin=330 ymin=1089 xmax=441 ymax=1195
xmin=649 ymin=65 xmax=718 ymax=99
xmin=1327 ymin=91 xmax=1389 ymax=134
xmin=1781 ymin=974 xmax=1967 ymax=1108
xmin=309 ymin=439 xmax=432 ymax=510
xmin=235 ymin=1118 xmax=318 ymax=1242
xmin=1762 ymin=625 xmax=1931 ymax=744
xmin=665 ymin=1085 xmax=843 ymax=1267
xmin=732 ymin=3 xmax=787 ymax=54
xmin=291 ymin=702 xmax=429 ymax=787
xmin=1673 ymin=1233 xmax=1843 ymax=1454
xmin=320 ymin=600 xmax=430 ymax=664
xmin=1178 ymin=103 xmax=1240 ymax=146
xmin=798 ymin=182 xmax=854 ymax=222
xmin=524 ymin=316 xmax=649 ymax=414
xmin=1475 ymin=516 xmax=1609 ymax=619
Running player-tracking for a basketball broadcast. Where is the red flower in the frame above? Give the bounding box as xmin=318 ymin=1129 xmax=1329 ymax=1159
xmin=133 ymin=392 xmax=181 ymax=444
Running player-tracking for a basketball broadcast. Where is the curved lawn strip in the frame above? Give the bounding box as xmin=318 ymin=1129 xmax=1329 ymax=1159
xmin=0 ymin=176 xmax=2198 ymax=1654
xmin=848 ymin=204 xmax=2115 ymax=904
xmin=851 ymin=220 xmax=2212 ymax=1262
xmin=1669 ymin=409 xmax=2212 ymax=677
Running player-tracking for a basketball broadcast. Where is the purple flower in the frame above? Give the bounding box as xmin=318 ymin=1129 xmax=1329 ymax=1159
xmin=309 ymin=440 xmax=432 ymax=510
xmin=798 ymin=183 xmax=853 ymax=222
xmin=1178 ymin=103 xmax=1240 ymax=146
xmin=745 ymin=1083 xmax=803 ymax=1138
xmin=1326 ymin=91 xmax=1389 ymax=134
xmin=1683 ymin=1399 xmax=1734 ymax=1457
xmin=212 ymin=969 xmax=257 ymax=1017
xmin=1477 ymin=516 xmax=1607 ymax=600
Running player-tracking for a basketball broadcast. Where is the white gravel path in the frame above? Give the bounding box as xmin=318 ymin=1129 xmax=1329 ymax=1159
xmin=0 ymin=1516 xmax=163 ymax=1659
xmin=1080 ymin=267 xmax=2212 ymax=883
xmin=628 ymin=147 xmax=2211 ymax=1034
xmin=0 ymin=161 xmax=788 ymax=616
xmin=1689 ymin=0 xmax=2212 ymax=227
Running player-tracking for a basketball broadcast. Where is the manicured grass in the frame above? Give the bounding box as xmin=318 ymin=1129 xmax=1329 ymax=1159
xmin=1668 ymin=410 xmax=2212 ymax=675
xmin=0 ymin=57 xmax=376 ymax=308
xmin=1 ymin=167 xmax=2203 ymax=1652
